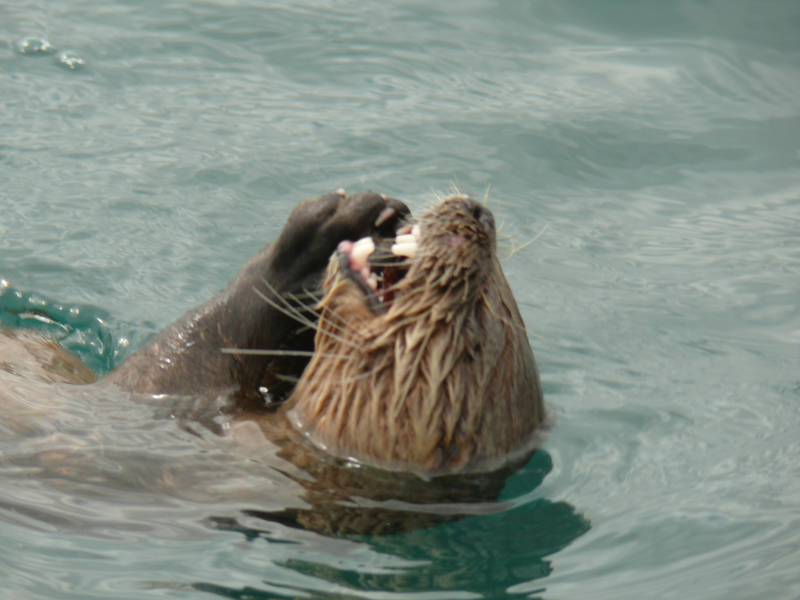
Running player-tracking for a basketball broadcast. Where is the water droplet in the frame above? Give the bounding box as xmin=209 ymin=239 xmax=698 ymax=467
xmin=56 ymin=50 xmax=85 ymax=70
xmin=13 ymin=37 xmax=56 ymax=55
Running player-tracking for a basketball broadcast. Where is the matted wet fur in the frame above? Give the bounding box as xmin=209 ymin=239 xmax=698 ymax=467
xmin=286 ymin=195 xmax=545 ymax=474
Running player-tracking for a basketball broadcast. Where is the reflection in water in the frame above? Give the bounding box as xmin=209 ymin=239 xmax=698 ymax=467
xmin=187 ymin=451 xmax=590 ymax=599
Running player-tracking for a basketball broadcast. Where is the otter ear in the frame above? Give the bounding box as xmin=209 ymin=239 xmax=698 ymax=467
xmin=272 ymin=191 xmax=411 ymax=282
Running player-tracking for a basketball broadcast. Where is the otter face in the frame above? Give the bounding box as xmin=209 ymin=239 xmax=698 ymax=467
xmin=288 ymin=195 xmax=545 ymax=474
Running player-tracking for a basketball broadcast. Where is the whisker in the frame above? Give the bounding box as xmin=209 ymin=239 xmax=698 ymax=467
xmin=289 ymin=289 xmax=322 ymax=301
xmin=497 ymin=225 xmax=527 ymax=243
xmin=257 ymin=279 xmax=362 ymax=349
xmin=425 ymin=190 xmax=445 ymax=210
xmin=499 ymin=225 xmax=549 ymax=262
xmin=255 ymin=279 xmax=347 ymax=341
xmin=286 ymin=284 xmax=355 ymax=338
xmin=284 ymin=289 xmax=355 ymax=339
xmin=283 ymin=291 xmax=320 ymax=315
xmin=221 ymin=348 xmax=353 ymax=360
xmin=517 ymin=224 xmax=549 ymax=249
xmin=367 ymin=260 xmax=411 ymax=268
xmin=252 ymin=284 xmax=320 ymax=333
xmin=479 ymin=289 xmax=530 ymax=336
xmin=302 ymin=287 xmax=323 ymax=301
xmin=274 ymin=374 xmax=300 ymax=384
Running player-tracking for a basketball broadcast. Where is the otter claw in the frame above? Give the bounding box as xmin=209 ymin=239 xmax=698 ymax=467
xmin=374 ymin=206 xmax=396 ymax=229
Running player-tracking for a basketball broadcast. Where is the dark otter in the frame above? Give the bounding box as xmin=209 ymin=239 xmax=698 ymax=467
xmin=103 ymin=190 xmax=410 ymax=404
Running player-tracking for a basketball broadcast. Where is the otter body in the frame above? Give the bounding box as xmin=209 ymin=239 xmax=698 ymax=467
xmin=0 ymin=191 xmax=545 ymax=534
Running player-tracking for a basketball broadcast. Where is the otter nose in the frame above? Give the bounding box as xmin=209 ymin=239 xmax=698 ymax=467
xmin=462 ymin=197 xmax=495 ymax=232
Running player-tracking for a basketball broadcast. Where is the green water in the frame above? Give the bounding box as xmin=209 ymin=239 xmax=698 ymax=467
xmin=2 ymin=1 xmax=799 ymax=598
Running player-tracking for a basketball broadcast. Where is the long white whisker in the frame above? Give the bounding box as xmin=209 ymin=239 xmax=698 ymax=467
xmin=255 ymin=281 xmax=360 ymax=349
xmin=221 ymin=348 xmax=353 ymax=360
xmin=292 ymin=288 xmax=323 ymax=302
xmin=252 ymin=283 xmax=319 ymax=332
xmin=519 ymin=224 xmax=549 ymax=248
xmin=500 ymin=225 xmax=549 ymax=261
xmin=284 ymin=290 xmax=350 ymax=337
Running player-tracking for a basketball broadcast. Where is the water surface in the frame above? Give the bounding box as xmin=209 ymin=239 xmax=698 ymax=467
xmin=1 ymin=1 xmax=799 ymax=598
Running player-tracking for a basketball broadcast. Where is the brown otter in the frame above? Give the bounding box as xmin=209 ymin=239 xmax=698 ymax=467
xmin=0 ymin=190 xmax=546 ymax=535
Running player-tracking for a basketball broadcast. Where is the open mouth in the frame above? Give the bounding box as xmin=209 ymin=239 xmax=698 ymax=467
xmin=334 ymin=223 xmax=421 ymax=314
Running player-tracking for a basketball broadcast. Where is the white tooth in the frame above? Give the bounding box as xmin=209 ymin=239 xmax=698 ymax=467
xmin=353 ymin=236 xmax=375 ymax=250
xmin=411 ymin=224 xmax=421 ymax=241
xmin=351 ymin=237 xmax=375 ymax=267
xmin=360 ymin=266 xmax=372 ymax=282
xmin=394 ymin=233 xmax=417 ymax=245
xmin=391 ymin=241 xmax=417 ymax=258
xmin=367 ymin=274 xmax=378 ymax=291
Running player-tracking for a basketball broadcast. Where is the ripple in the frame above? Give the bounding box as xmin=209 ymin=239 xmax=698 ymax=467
xmin=55 ymin=51 xmax=85 ymax=70
xmin=1 ymin=1 xmax=799 ymax=598
xmin=13 ymin=37 xmax=56 ymax=55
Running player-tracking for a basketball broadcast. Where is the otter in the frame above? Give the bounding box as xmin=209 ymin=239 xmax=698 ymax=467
xmin=0 ymin=190 xmax=546 ymax=535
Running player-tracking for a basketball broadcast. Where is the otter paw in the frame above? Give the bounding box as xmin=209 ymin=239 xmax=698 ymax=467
xmin=274 ymin=191 xmax=410 ymax=282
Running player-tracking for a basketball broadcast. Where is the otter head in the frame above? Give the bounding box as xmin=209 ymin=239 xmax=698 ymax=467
xmin=287 ymin=195 xmax=545 ymax=474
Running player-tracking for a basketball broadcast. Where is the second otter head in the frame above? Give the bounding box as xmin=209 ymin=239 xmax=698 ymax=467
xmin=286 ymin=195 xmax=545 ymax=475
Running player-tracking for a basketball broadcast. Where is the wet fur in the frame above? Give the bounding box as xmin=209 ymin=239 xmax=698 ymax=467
xmin=288 ymin=196 xmax=544 ymax=473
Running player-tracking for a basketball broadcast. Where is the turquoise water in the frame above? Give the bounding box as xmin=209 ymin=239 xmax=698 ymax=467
xmin=2 ymin=0 xmax=799 ymax=598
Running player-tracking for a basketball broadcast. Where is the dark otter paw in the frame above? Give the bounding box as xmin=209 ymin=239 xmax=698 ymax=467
xmin=272 ymin=190 xmax=410 ymax=283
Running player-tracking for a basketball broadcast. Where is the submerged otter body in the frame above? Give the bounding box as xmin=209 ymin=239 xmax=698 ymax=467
xmin=0 ymin=191 xmax=545 ymax=534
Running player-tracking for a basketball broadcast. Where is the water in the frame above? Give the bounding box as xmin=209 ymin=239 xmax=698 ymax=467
xmin=1 ymin=0 xmax=799 ymax=598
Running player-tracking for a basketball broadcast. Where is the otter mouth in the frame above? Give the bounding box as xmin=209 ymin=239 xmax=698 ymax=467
xmin=334 ymin=223 xmax=421 ymax=314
